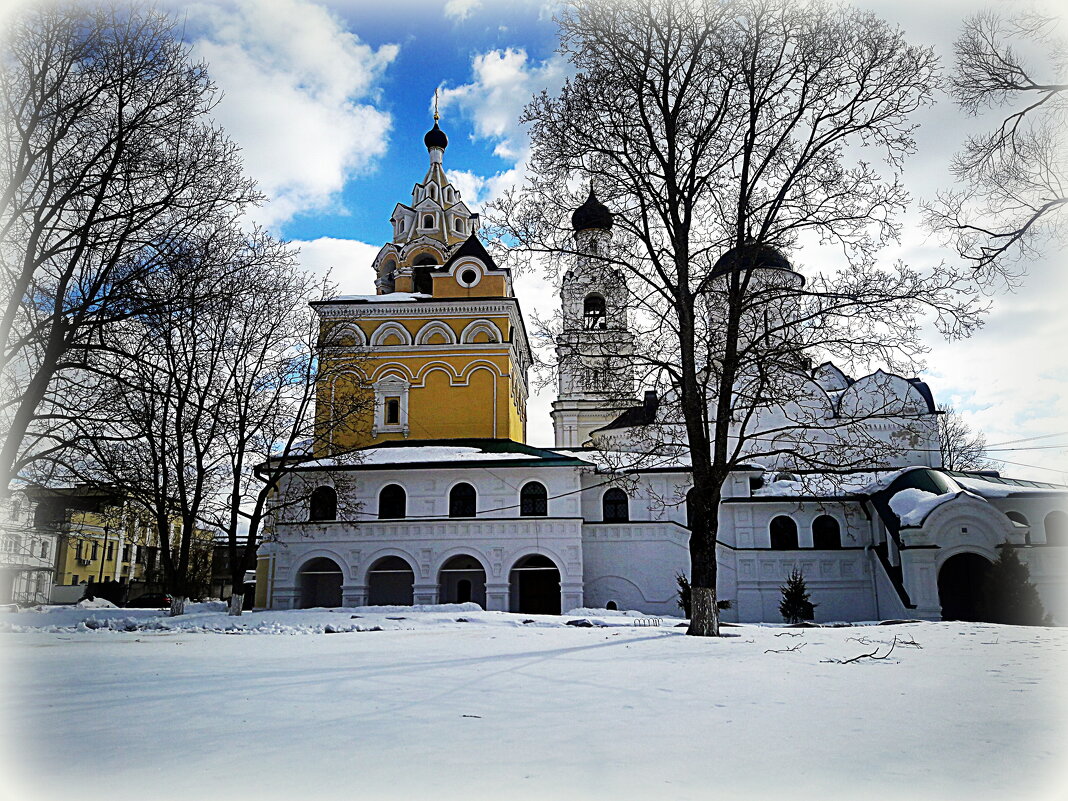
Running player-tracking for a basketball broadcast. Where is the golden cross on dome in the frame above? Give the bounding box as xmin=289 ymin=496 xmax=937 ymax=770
xmin=434 ymin=88 xmax=440 ymax=122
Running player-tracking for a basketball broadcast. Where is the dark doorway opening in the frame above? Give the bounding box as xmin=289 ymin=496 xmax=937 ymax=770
xmin=510 ymin=554 xmax=561 ymax=615
xmin=938 ymin=552 xmax=993 ymax=622
xmin=298 ymin=557 xmax=343 ymax=608
xmin=438 ymin=555 xmax=486 ymax=608
xmin=457 ymin=579 xmax=472 ymax=603
xmin=367 ymin=556 xmax=415 ymax=605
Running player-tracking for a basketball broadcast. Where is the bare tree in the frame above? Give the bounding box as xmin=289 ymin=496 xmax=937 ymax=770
xmin=937 ymin=404 xmax=995 ymax=472
xmin=925 ymin=10 xmax=1066 ymax=277
xmin=205 ymin=261 xmax=371 ymax=616
xmin=491 ymin=0 xmax=981 ymax=635
xmin=0 ymin=2 xmax=259 ymax=491
xmin=62 ymin=226 xmax=268 ymax=615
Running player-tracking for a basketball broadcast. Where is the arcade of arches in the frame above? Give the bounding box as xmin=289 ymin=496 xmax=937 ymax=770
xmin=295 ymin=553 xmax=561 ymax=613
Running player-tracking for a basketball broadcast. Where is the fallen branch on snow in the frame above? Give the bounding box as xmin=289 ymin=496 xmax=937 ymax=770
xmin=765 ymin=642 xmax=807 ymax=654
xmin=821 ymin=635 xmax=898 ymax=664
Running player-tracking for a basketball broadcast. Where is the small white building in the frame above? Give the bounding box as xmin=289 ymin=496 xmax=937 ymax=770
xmin=0 ymin=490 xmax=55 ymax=606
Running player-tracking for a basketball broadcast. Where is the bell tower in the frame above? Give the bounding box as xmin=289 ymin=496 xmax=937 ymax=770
xmin=551 ymin=191 xmax=637 ymax=448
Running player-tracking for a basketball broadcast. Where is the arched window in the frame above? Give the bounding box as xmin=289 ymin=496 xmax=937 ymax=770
xmin=453 ymin=217 xmax=463 ymax=231
xmin=428 ymin=185 xmax=437 ymax=200
xmin=583 ymin=293 xmax=607 ymax=329
xmin=606 ymin=600 xmax=618 ymax=610
xmin=602 ymin=488 xmax=629 ymax=522
xmin=1044 ymin=510 xmax=1067 ymax=545
xmin=309 ymin=486 xmax=337 ymax=521
xmin=770 ymin=516 xmax=798 ymax=549
xmin=1006 ymin=510 xmax=1031 ymax=544
xmin=1005 ymin=511 xmax=1029 ymax=527
xmin=423 ymin=214 xmax=434 ymax=228
xmin=378 ymin=484 xmax=406 ymax=519
xmin=449 ymin=483 xmax=477 ymax=518
xmin=520 ymin=482 xmax=548 ymax=517
xmin=39 ymin=541 xmax=48 ymax=558
xmin=812 ymin=515 xmax=841 ymax=549
xmin=412 ymin=255 xmax=436 ymax=294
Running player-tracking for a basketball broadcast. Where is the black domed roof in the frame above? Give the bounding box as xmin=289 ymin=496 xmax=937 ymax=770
xmin=571 ymin=190 xmax=613 ymax=231
xmin=711 ymin=241 xmax=792 ymax=276
xmin=424 ymin=121 xmax=448 ymax=150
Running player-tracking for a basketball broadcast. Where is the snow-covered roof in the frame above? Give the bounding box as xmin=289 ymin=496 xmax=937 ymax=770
xmin=552 ymin=448 xmax=692 ymax=473
xmin=360 ymin=446 xmax=539 ymax=465
xmin=328 ymin=292 xmax=432 ymax=303
xmin=887 ymin=487 xmax=960 ymax=527
xmin=287 ymin=439 xmax=587 ymax=471
xmin=948 ymin=472 xmax=1067 ymax=498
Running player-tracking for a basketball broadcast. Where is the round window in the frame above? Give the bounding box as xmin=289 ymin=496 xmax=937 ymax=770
xmin=461 ymin=269 xmax=478 ymax=285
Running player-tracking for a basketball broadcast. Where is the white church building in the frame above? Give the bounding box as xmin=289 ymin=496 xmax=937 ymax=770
xmin=255 ymin=120 xmax=1068 ymax=624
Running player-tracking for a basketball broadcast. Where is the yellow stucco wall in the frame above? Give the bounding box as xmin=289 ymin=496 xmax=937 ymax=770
xmin=53 ymin=510 xmax=214 ymax=589
xmin=318 ymin=305 xmax=527 ymax=450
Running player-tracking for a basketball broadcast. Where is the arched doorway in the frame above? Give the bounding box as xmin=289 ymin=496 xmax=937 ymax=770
xmin=509 ymin=554 xmax=561 ymax=615
xmin=938 ymin=552 xmax=993 ymax=622
xmin=438 ymin=555 xmax=486 ymax=608
xmin=298 ymin=557 xmax=343 ymax=608
xmin=367 ymin=556 xmax=415 ymax=606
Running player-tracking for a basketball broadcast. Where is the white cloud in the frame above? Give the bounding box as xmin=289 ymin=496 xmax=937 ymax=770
xmin=186 ymin=0 xmax=398 ymax=228
xmin=438 ymin=48 xmax=569 ymax=162
xmin=920 ymin=253 xmax=1068 ymax=483
xmin=445 ymin=167 xmax=522 ymax=211
xmin=444 ymin=0 xmax=481 ymax=22
xmin=294 ymin=237 xmax=381 ymax=296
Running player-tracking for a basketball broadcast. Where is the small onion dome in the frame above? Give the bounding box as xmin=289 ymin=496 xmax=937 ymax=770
xmin=571 ymin=190 xmax=613 ymax=231
xmin=711 ymin=241 xmax=792 ymax=277
xmin=424 ymin=121 xmax=448 ymax=151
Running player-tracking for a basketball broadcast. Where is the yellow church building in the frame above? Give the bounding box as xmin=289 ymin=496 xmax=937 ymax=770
xmin=314 ymin=116 xmax=531 ymax=453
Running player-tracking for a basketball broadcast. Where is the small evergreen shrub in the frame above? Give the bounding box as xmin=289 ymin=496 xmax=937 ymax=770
xmin=675 ymin=573 xmax=731 ymax=617
xmin=676 ymin=573 xmax=691 ymax=617
xmin=982 ymin=544 xmax=1052 ymax=626
xmin=779 ymin=568 xmax=816 ymax=623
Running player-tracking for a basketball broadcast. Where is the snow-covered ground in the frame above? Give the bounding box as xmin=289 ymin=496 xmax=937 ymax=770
xmin=1 ymin=605 xmax=1065 ymax=801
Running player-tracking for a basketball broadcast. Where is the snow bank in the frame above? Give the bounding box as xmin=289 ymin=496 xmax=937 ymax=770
xmin=347 ymin=602 xmax=483 ymax=614
xmin=888 ymin=487 xmax=956 ymax=526
xmin=76 ymin=598 xmax=118 ymax=609
xmin=565 ymin=607 xmax=658 ymax=618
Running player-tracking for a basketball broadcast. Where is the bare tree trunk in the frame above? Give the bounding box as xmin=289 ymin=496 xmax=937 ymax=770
xmin=688 ymin=585 xmax=719 ymax=637
xmin=228 ymin=591 xmax=243 ymax=617
xmin=169 ymin=595 xmax=186 ymax=617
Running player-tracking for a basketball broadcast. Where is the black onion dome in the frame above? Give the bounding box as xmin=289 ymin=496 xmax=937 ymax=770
xmin=571 ymin=190 xmax=613 ymax=231
xmin=424 ymin=121 xmax=448 ymax=150
xmin=711 ymin=241 xmax=792 ymax=276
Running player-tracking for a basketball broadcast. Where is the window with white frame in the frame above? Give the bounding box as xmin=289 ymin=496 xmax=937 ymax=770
xmin=372 ymin=376 xmax=410 ymax=436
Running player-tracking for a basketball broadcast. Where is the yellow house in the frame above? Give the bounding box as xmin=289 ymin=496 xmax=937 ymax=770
xmin=313 ymin=115 xmax=532 ymax=454
xmin=29 ymin=486 xmax=214 ymax=597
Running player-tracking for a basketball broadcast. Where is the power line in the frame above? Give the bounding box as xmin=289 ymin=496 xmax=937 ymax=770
xmin=984 ymin=431 xmax=1068 ymax=448
xmin=982 ymin=456 xmax=1068 ymax=476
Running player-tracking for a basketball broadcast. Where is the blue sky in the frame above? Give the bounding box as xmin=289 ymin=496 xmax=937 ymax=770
xmin=274 ymin=0 xmax=562 ymax=243
xmin=155 ymin=0 xmax=1065 ymax=477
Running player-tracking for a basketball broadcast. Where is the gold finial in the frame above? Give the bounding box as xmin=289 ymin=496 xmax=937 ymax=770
xmin=434 ymin=88 xmax=440 ymax=122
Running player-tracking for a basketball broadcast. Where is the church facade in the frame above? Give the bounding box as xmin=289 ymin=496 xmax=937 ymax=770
xmin=255 ymin=120 xmax=1068 ymax=624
